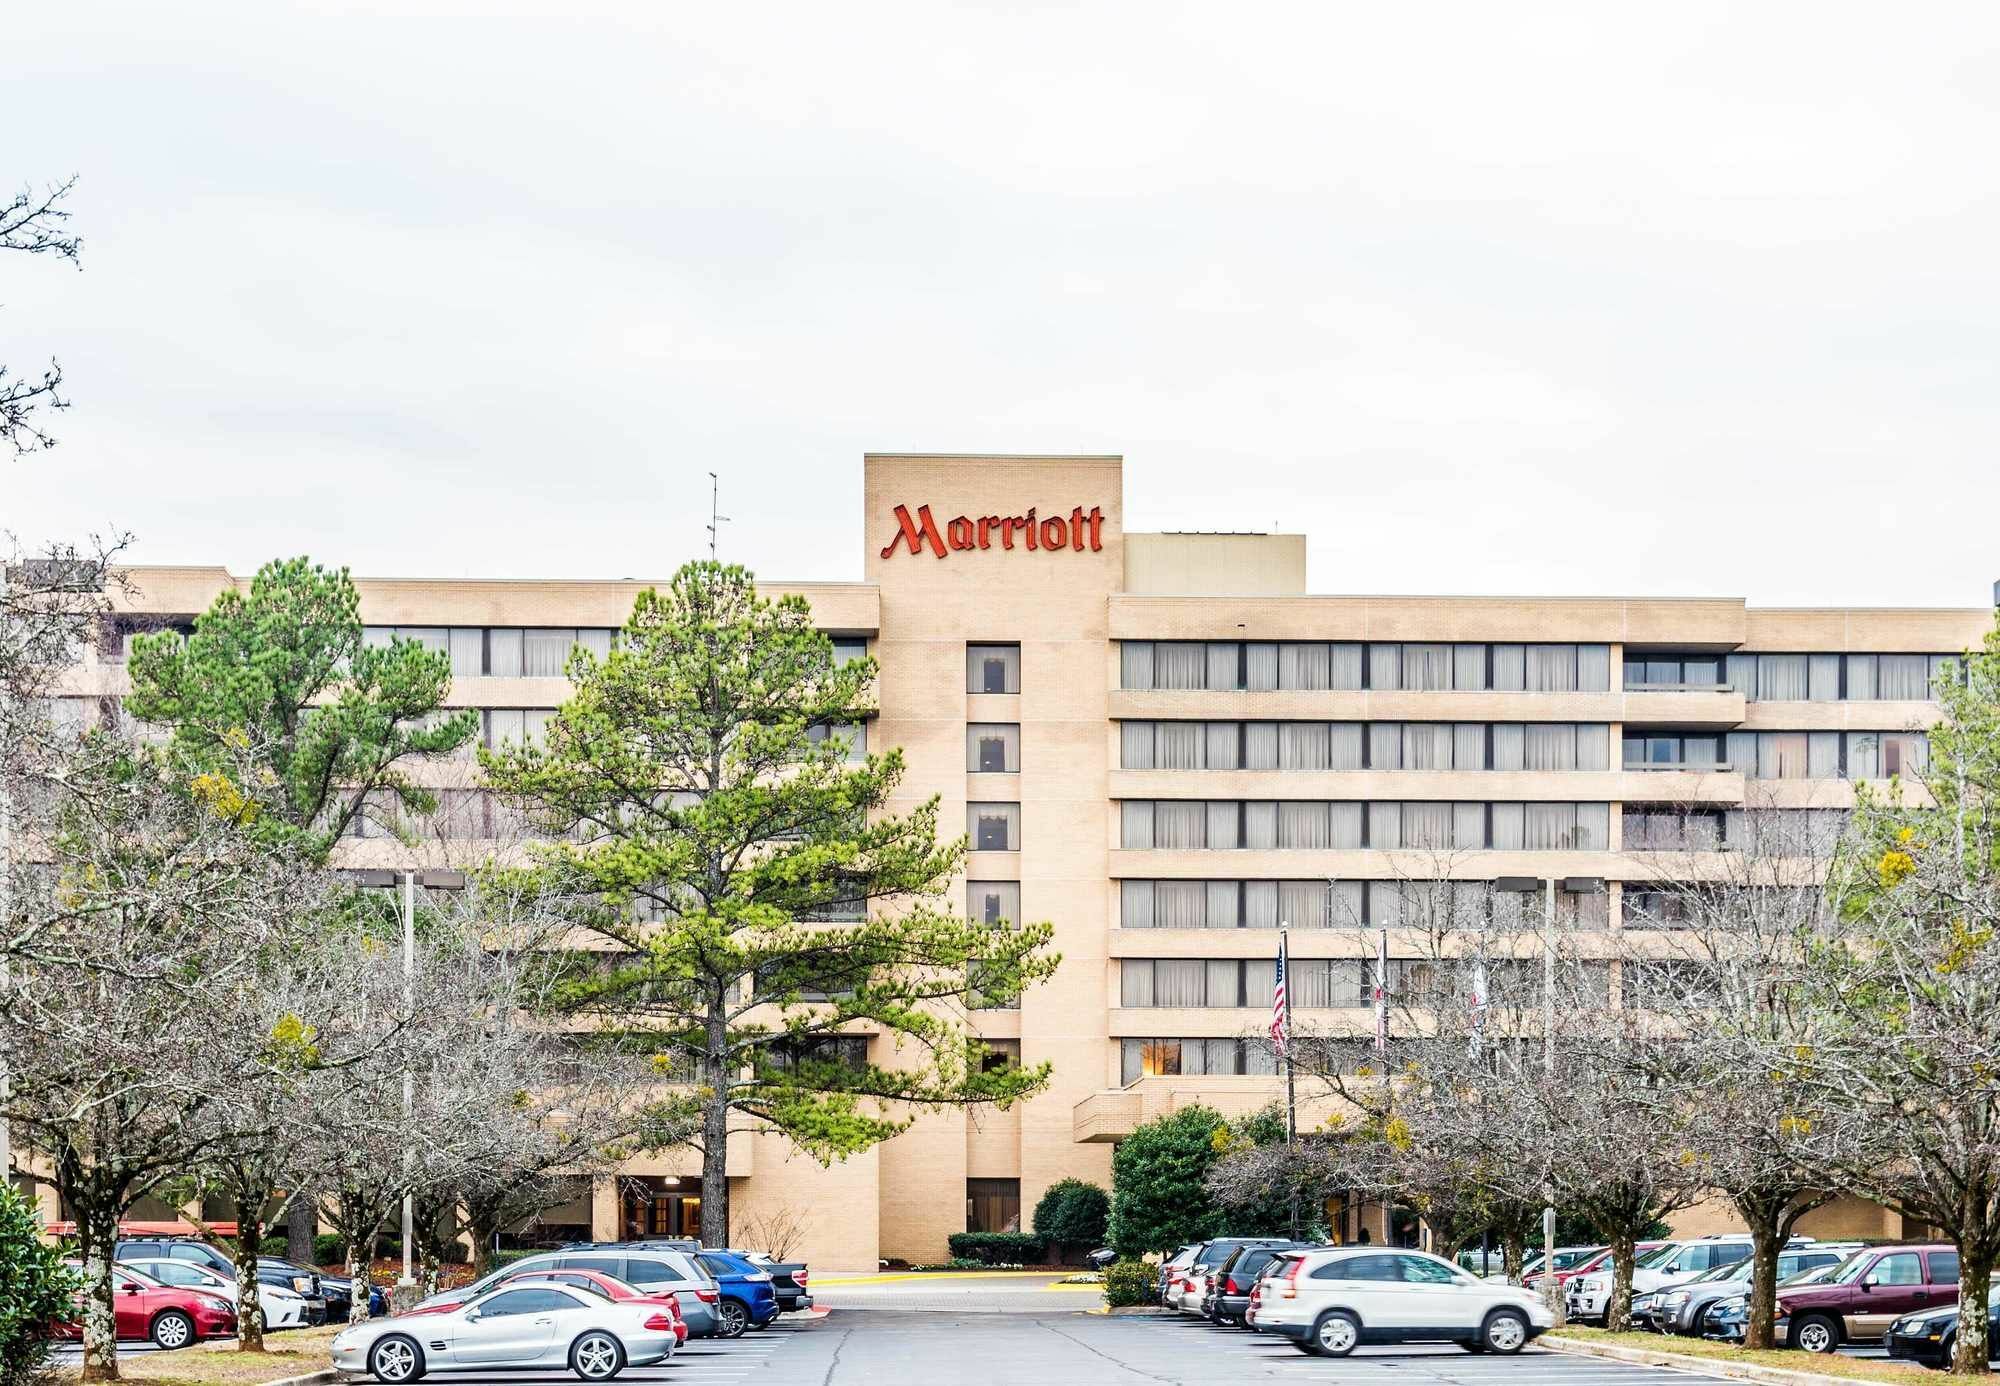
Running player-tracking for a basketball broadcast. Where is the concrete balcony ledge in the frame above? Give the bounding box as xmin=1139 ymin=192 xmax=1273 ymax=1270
xmin=1073 ymin=1075 xmax=1354 ymax=1142
xmin=1619 ymin=689 xmax=1746 ymax=726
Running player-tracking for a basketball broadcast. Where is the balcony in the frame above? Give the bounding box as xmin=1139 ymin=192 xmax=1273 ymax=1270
xmin=1073 ymin=1075 xmax=1357 ymax=1143
xmin=1619 ymin=687 xmax=1746 ymax=727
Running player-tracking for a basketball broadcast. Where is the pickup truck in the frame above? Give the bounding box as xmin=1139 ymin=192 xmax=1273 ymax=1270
xmin=1776 ymin=1243 xmax=1960 ymax=1353
xmin=738 ymin=1251 xmax=812 ymax=1312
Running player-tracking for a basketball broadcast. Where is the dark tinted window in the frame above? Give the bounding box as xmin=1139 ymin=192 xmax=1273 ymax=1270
xmin=624 ymin=1258 xmax=686 ymax=1288
xmin=171 ymin=1246 xmax=209 ymax=1262
xmin=558 ymin=1256 xmax=626 ymax=1277
xmin=477 ymin=1288 xmax=567 ymax=1317
xmin=1238 ymin=1250 xmax=1279 ymax=1279
xmin=1316 ymin=1254 xmax=1400 ymax=1282
xmin=1928 ymin=1251 xmax=1960 ymax=1285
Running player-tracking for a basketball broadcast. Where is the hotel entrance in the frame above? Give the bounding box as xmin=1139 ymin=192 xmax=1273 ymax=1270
xmin=619 ymin=1176 xmax=702 ymax=1240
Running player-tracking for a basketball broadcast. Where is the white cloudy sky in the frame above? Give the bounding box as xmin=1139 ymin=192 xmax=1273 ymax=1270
xmin=5 ymin=2 xmax=1997 ymax=605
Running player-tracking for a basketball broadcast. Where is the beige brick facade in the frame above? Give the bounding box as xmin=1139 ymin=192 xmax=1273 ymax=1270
xmin=62 ymin=453 xmax=1991 ymax=1265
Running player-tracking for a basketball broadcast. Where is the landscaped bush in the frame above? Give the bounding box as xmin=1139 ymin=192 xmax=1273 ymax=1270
xmin=1102 ymin=1258 xmax=1154 ymax=1309
xmin=945 ymin=1231 xmax=1046 ymax=1265
xmin=313 ymin=1233 xmax=346 ymax=1267
xmin=0 ymin=1186 xmax=79 ymax=1386
xmin=1031 ymin=1178 xmax=1109 ymax=1264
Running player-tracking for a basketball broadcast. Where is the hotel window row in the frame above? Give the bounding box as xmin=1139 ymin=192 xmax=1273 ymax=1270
xmin=1119 ymin=641 xmax=1612 ymax=692
xmin=1118 ymin=800 xmax=1609 ymax=851
xmin=1119 ymin=721 xmax=1610 ymax=772
xmin=357 ymin=629 xmax=868 ymax=680
xmin=1117 ymin=958 xmax=1612 ymax=1008
xmin=1624 ymin=805 xmax=1849 ymax=853
xmin=1118 ymin=878 xmax=1610 ymax=929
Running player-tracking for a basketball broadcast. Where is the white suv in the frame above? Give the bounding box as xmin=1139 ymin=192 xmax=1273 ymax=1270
xmin=1567 ymin=1237 xmax=1754 ymax=1321
xmin=1248 ymin=1247 xmax=1554 ymax=1357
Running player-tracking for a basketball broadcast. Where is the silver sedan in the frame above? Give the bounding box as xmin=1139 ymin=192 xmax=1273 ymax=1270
xmin=330 ymin=1283 xmax=676 ymax=1382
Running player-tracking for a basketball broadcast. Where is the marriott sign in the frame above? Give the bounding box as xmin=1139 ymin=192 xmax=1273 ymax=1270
xmin=880 ymin=503 xmax=1107 ymax=560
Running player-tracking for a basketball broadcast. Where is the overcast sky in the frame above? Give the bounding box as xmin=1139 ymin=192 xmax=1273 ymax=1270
xmin=5 ymin=3 xmax=1996 ymax=605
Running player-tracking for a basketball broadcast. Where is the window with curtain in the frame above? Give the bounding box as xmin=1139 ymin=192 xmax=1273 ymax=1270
xmin=967 ymin=723 xmax=1021 ymax=773
xmin=1879 ymin=655 xmax=1928 ymax=700
xmin=488 ymin=627 xmax=524 ymax=677
xmin=1367 ymin=801 xmax=1401 ymax=849
xmin=1883 ymin=733 xmax=1928 ymax=776
xmin=1156 ymin=722 xmax=1204 ymax=769
xmin=1120 ymin=962 xmax=1155 ymax=1007
xmin=1403 ymin=723 xmax=1453 ymax=770
xmin=1290 ymin=959 xmax=1333 ymax=1008
xmin=522 ymin=708 xmax=554 ymax=748
xmin=1757 ymin=732 xmax=1810 ymax=780
xmin=1121 ymin=800 xmax=1155 ymax=848
xmin=1329 ymin=723 xmax=1365 ymax=770
xmin=1453 ymin=644 xmax=1488 ymax=690
xmin=1244 ymin=801 xmax=1277 ymax=849
xmin=1281 ymin=723 xmax=1332 ymax=770
xmin=829 ymin=638 xmax=868 ymax=666
xmin=1330 ymin=802 xmax=1364 ymax=848
xmin=1492 ymin=644 xmax=1526 ymax=691
xmin=1244 ymin=958 xmax=1276 ymax=1003
xmin=1402 ymin=801 xmax=1452 ymax=848
xmin=1368 ymin=643 xmax=1400 ymax=690
xmin=1454 ymin=802 xmax=1487 ymax=847
xmin=1157 ymin=959 xmax=1208 ymax=1006
xmin=1120 ymin=880 xmax=1154 ymax=928
xmin=1454 ymin=723 xmax=1487 ymax=770
xmin=1156 ymin=880 xmax=1205 ymax=928
xmin=1808 ymin=654 xmax=1841 ymax=701
xmin=1490 ymin=802 xmax=1524 ymax=850
xmin=448 ymin=628 xmax=484 ymax=676
xmin=1281 ymin=642 xmax=1331 ymax=689
xmin=1207 ymin=643 xmax=1241 ymax=690
xmin=1402 ymin=644 xmax=1451 ymax=691
xmin=1205 ymin=959 xmax=1241 ymax=1006
xmin=1845 ymin=732 xmax=1880 ymax=779
xmin=1757 ymin=654 xmax=1810 ymax=700
xmin=1278 ymin=801 xmax=1329 ymax=848
xmin=1491 ymin=724 xmax=1524 ymax=771
xmin=1207 ymin=801 xmax=1240 ymax=848
xmin=1245 ymin=723 xmax=1279 ymax=769
xmin=1367 ymin=881 xmax=1403 ymax=926
xmin=1156 ymin=642 xmax=1206 ymax=689
xmin=576 ymin=629 xmax=613 ymax=661
xmin=1245 ymin=643 xmax=1280 ymax=691
xmin=1207 ymin=880 xmax=1241 ymax=928
xmin=1328 ymin=643 xmax=1365 ymax=690
xmin=1574 ymin=803 xmax=1608 ymax=849
xmin=1244 ymin=881 xmax=1278 ymax=927
xmin=1522 ymin=802 xmax=1577 ymax=850
xmin=1523 ymin=724 xmax=1576 ymax=770
xmin=1156 ymin=801 xmax=1207 ymax=849
xmin=1121 ymin=641 xmax=1155 ymax=690
xmin=1578 ymin=644 xmax=1611 ymax=691
xmin=1525 ymin=645 xmax=1578 ymax=692
xmin=523 ymin=629 xmax=575 ymax=677
xmin=485 ymin=708 xmax=527 ymax=748
xmin=1844 ymin=654 xmax=1876 ymax=700
xmin=1121 ymin=722 xmax=1155 ymax=769
xmin=1207 ymin=722 xmax=1240 ymax=770
xmin=969 ymin=802 xmax=1021 ymax=851
xmin=1808 ymin=732 xmax=1840 ymax=779
xmin=1368 ymin=723 xmax=1402 ymax=769
xmin=1327 ymin=880 xmax=1364 ymax=927
xmin=967 ymin=881 xmax=1021 ymax=926
xmin=1577 ymin=724 xmax=1609 ymax=770
xmin=966 ymin=644 xmax=1021 ymax=694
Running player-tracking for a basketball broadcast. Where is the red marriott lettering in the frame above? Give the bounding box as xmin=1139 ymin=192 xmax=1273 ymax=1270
xmin=880 ymin=503 xmax=1106 ymax=560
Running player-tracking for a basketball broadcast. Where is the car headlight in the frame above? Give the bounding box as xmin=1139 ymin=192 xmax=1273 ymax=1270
xmin=1662 ymin=1293 xmax=1687 ymax=1309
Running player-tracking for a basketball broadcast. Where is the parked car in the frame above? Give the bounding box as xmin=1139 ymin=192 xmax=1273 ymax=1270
xmin=734 ymin=1251 xmax=811 ymax=1313
xmin=1201 ymin=1242 xmax=1303 ymax=1327
xmin=1651 ymin=1246 xmax=1853 ymax=1336
xmin=690 ymin=1250 xmax=780 ymax=1336
xmin=1538 ymin=1242 xmax=1657 ymax=1308
xmin=1775 ymin=1244 xmax=1961 ymax=1353
xmin=400 ymin=1268 xmax=687 ymax=1347
xmin=332 ymin=1281 xmax=677 ymax=1382
xmin=1179 ymin=1238 xmax=1292 ymax=1318
xmin=118 ymin=1255 xmax=321 ymax=1328
xmin=1158 ymin=1244 xmax=1204 ymax=1312
xmin=265 ymin=1257 xmax=389 ymax=1323
xmin=1566 ymin=1238 xmax=1743 ymax=1321
xmin=114 ymin=1239 xmax=377 ymax=1322
xmin=1519 ymin=1245 xmax=1606 ymax=1292
xmin=51 ymin=1262 xmax=238 ymax=1349
xmin=1887 ymin=1286 xmax=2000 ymax=1369
xmin=1086 ymin=1247 xmax=1117 ymax=1271
xmin=407 ymin=1248 xmax=720 ymax=1339
xmin=1701 ymin=1261 xmax=1845 ymax=1341
xmin=1246 ymin=1246 xmax=1554 ymax=1357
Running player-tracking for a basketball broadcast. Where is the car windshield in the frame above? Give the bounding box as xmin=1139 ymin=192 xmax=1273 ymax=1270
xmin=1778 ymin=1263 xmax=1837 ymax=1288
xmin=1634 ymin=1244 xmax=1681 ymax=1270
xmin=1830 ymin=1252 xmax=1879 ymax=1285
xmin=1686 ymin=1262 xmax=1743 ymax=1286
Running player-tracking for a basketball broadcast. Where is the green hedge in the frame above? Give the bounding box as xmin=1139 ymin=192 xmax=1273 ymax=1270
xmin=945 ymin=1232 xmax=1046 ymax=1264
xmin=1103 ymin=1259 xmax=1154 ymax=1308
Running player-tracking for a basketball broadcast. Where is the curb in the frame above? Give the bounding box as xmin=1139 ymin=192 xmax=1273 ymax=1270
xmin=261 ymin=1372 xmax=340 ymax=1386
xmin=1545 ymin=1335 xmax=1892 ymax=1385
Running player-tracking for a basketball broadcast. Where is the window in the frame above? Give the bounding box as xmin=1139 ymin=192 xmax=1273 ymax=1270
xmin=969 ymin=803 xmax=1020 ymax=851
xmin=1120 ymin=959 xmax=1247 ymax=1007
xmin=1622 ymin=734 xmax=1723 ymax=770
xmin=1927 ymin=1250 xmax=1960 ymax=1285
xmin=967 ymin=723 xmax=1021 ymax=773
xmin=981 ymin=1040 xmax=1020 ymax=1073
xmin=1869 ymin=1252 xmax=1922 ymax=1286
xmin=830 ymin=638 xmax=869 ymax=665
xmin=966 ymin=1179 xmax=1021 ymax=1234
xmin=968 ymin=881 xmax=1021 ymax=926
xmin=967 ymin=644 xmax=1020 ymax=694
xmin=1317 ymin=1254 xmax=1402 ymax=1282
xmin=1624 ymin=654 xmax=1724 ymax=689
xmin=476 ymin=1287 xmax=575 ymax=1316
xmin=1118 ymin=642 xmax=1607 ymax=691
xmin=806 ymin=721 xmax=867 ymax=761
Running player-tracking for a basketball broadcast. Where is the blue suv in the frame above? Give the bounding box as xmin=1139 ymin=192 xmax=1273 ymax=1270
xmin=692 ymin=1250 xmax=780 ymax=1337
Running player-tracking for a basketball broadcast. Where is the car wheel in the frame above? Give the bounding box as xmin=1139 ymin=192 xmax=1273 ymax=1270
xmin=1482 ymin=1308 xmax=1530 ymax=1355
xmin=368 ymin=1335 xmax=426 ymax=1384
xmin=150 ymin=1311 xmax=195 ymax=1350
xmin=1308 ymin=1310 xmax=1361 ymax=1358
xmin=1458 ymin=1340 xmax=1487 ymax=1353
xmin=1791 ymin=1314 xmax=1841 ymax=1354
xmin=718 ymin=1298 xmax=750 ymax=1338
xmin=569 ymin=1331 xmax=625 ymax=1382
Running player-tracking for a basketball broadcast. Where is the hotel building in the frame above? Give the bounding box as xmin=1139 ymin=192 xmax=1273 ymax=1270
xmin=37 ymin=453 xmax=1989 ymax=1267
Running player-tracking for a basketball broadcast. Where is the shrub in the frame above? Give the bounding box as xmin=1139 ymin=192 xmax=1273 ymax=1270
xmin=313 ymin=1233 xmax=346 ymax=1267
xmin=0 ymin=1186 xmax=79 ymax=1386
xmin=1107 ymin=1104 xmax=1226 ymax=1257
xmin=1102 ymin=1258 xmax=1154 ymax=1308
xmin=945 ymin=1231 xmax=1045 ymax=1265
xmin=1031 ymin=1178 xmax=1109 ymax=1262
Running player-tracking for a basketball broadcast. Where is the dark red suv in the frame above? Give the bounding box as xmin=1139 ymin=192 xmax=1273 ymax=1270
xmin=1775 ymin=1244 xmax=1959 ymax=1353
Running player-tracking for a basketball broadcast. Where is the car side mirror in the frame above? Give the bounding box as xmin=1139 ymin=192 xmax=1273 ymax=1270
xmin=464 ymin=1310 xmax=482 ymax=1322
xmin=1861 ymin=1276 xmax=1878 ymax=1290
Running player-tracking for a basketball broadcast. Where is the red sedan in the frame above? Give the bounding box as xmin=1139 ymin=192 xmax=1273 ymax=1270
xmin=399 ymin=1267 xmax=688 ymax=1345
xmin=51 ymin=1263 xmax=238 ymax=1349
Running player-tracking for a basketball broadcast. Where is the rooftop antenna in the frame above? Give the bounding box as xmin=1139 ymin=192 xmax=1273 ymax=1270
xmin=707 ymin=472 xmax=730 ymax=560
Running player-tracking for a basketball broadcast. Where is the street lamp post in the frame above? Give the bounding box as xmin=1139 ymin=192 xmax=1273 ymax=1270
xmin=1496 ymin=875 xmax=1604 ymax=1326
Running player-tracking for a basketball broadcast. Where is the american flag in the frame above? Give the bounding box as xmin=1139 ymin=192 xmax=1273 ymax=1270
xmin=1270 ymin=940 xmax=1289 ymax=1057
xmin=1373 ymin=928 xmax=1389 ymax=1054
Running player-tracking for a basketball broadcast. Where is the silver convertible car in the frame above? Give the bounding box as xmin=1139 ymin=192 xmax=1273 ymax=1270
xmin=330 ymin=1283 xmax=677 ymax=1382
